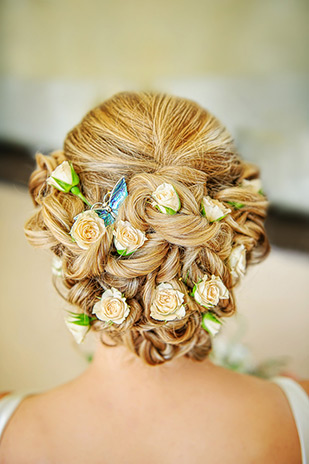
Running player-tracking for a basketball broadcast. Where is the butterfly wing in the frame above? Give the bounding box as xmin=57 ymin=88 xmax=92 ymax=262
xmin=95 ymin=209 xmax=114 ymax=226
xmin=109 ymin=177 xmax=128 ymax=216
xmin=95 ymin=177 xmax=128 ymax=226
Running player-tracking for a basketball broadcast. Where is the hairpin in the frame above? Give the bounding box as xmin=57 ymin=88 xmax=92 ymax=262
xmin=48 ymin=161 xmax=128 ymax=227
xmin=92 ymin=176 xmax=128 ymax=226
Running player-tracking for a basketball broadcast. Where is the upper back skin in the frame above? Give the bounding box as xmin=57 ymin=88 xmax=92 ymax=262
xmin=0 ymin=360 xmax=304 ymax=464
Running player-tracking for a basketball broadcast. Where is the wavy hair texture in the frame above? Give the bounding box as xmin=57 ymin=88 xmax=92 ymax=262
xmin=24 ymin=92 xmax=270 ymax=365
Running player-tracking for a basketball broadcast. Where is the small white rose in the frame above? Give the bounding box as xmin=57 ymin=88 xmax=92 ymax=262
xmin=70 ymin=210 xmax=106 ymax=250
xmin=228 ymin=244 xmax=246 ymax=280
xmin=113 ymin=220 xmax=147 ymax=255
xmin=64 ymin=313 xmax=90 ymax=344
xmin=92 ymin=287 xmax=130 ymax=324
xmin=151 ymin=183 xmax=181 ymax=215
xmin=52 ymin=255 xmax=63 ymax=277
xmin=201 ymin=196 xmax=231 ymax=222
xmin=47 ymin=161 xmax=91 ymax=206
xmin=150 ymin=283 xmax=186 ymax=321
xmin=193 ymin=275 xmax=229 ymax=308
xmin=201 ymin=312 xmax=222 ymax=336
xmin=47 ymin=161 xmax=79 ymax=192
xmin=241 ymin=179 xmax=263 ymax=194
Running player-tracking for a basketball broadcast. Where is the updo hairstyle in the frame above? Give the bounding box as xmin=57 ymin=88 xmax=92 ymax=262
xmin=24 ymin=92 xmax=270 ymax=365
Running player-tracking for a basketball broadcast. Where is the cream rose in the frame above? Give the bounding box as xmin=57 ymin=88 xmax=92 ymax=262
xmin=201 ymin=196 xmax=231 ymax=222
xmin=92 ymin=287 xmax=130 ymax=324
xmin=228 ymin=244 xmax=246 ymax=279
xmin=47 ymin=161 xmax=79 ymax=192
xmin=113 ymin=220 xmax=147 ymax=255
xmin=70 ymin=210 xmax=106 ymax=250
xmin=150 ymin=283 xmax=185 ymax=321
xmin=241 ymin=179 xmax=263 ymax=194
xmin=193 ymin=275 xmax=229 ymax=308
xmin=201 ymin=312 xmax=222 ymax=336
xmin=64 ymin=313 xmax=90 ymax=344
xmin=151 ymin=183 xmax=181 ymax=214
xmin=47 ymin=160 xmax=91 ymax=206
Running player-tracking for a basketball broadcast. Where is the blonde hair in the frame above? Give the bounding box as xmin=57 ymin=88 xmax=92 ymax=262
xmin=25 ymin=91 xmax=270 ymax=365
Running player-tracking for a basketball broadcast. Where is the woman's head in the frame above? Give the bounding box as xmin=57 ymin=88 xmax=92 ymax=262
xmin=25 ymin=91 xmax=270 ymax=365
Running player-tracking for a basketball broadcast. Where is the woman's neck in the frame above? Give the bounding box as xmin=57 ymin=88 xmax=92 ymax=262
xmin=81 ymin=337 xmax=216 ymax=394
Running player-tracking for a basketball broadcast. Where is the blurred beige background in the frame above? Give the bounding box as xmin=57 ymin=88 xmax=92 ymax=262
xmin=1 ymin=0 xmax=308 ymax=210
xmin=0 ymin=0 xmax=308 ymax=391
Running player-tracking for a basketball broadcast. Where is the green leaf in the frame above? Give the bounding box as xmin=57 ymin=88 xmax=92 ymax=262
xmin=51 ymin=177 xmax=72 ymax=193
xmin=190 ymin=284 xmax=197 ymax=297
xmin=200 ymin=203 xmax=206 ymax=217
xmin=66 ymin=311 xmax=96 ymax=326
xmin=69 ymin=162 xmax=80 ymax=186
xmin=116 ymin=249 xmax=134 ymax=257
xmin=210 ymin=213 xmax=229 ymax=222
xmin=163 ymin=206 xmax=177 ymax=215
xmin=70 ymin=186 xmax=92 ymax=207
xmin=154 ymin=204 xmax=163 ymax=213
xmin=153 ymin=202 xmax=177 ymax=215
xmin=203 ymin=312 xmax=222 ymax=325
xmin=190 ymin=278 xmax=203 ymax=298
xmin=227 ymin=201 xmax=245 ymax=210
xmin=201 ymin=312 xmax=222 ymax=333
xmin=200 ymin=303 xmax=213 ymax=310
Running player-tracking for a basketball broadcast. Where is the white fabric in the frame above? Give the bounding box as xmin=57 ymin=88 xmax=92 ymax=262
xmin=271 ymin=376 xmax=309 ymax=464
xmin=0 ymin=392 xmax=30 ymax=440
xmin=0 ymin=376 xmax=308 ymax=462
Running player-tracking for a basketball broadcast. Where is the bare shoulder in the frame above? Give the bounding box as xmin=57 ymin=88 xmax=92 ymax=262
xmin=204 ymin=366 xmax=303 ymax=464
xmin=0 ymin=369 xmax=303 ymax=464
xmin=296 ymin=379 xmax=309 ymax=395
xmin=0 ymin=395 xmax=41 ymax=463
xmin=0 ymin=386 xmax=69 ymax=464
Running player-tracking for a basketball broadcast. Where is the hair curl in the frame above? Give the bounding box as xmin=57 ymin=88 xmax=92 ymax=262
xmin=24 ymin=91 xmax=270 ymax=365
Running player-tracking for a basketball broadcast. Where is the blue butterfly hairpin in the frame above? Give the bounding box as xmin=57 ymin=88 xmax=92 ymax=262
xmin=92 ymin=177 xmax=128 ymax=226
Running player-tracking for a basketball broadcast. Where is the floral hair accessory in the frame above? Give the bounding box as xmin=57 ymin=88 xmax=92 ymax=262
xmin=47 ymin=161 xmax=91 ymax=207
xmin=70 ymin=210 xmax=106 ymax=249
xmin=191 ymin=274 xmax=229 ymax=308
xmin=201 ymin=312 xmax=222 ymax=336
xmin=93 ymin=177 xmax=128 ymax=226
xmin=64 ymin=311 xmax=96 ymax=344
xmin=201 ymin=196 xmax=231 ymax=222
xmin=150 ymin=283 xmax=186 ymax=321
xmin=113 ymin=220 xmax=147 ymax=256
xmin=151 ymin=183 xmax=181 ymax=215
xmin=240 ymin=178 xmax=263 ymax=194
xmin=92 ymin=287 xmax=130 ymax=324
xmin=228 ymin=244 xmax=246 ymax=280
